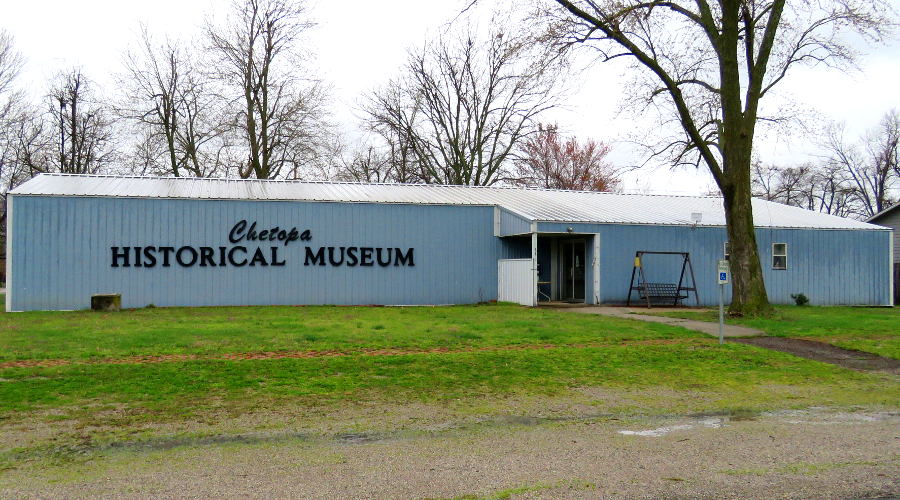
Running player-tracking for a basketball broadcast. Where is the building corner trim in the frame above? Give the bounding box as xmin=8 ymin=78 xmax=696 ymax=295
xmin=890 ymin=229 xmax=895 ymax=307
xmin=5 ymin=195 xmax=12 ymax=313
xmin=592 ymin=233 xmax=600 ymax=305
xmin=493 ymin=206 xmax=500 ymax=237
xmin=531 ymin=232 xmax=538 ymax=307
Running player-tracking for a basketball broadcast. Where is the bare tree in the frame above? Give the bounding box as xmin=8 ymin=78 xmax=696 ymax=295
xmin=750 ymin=161 xmax=784 ymax=201
xmin=514 ymin=123 xmax=619 ymax=191
xmin=751 ymin=162 xmax=813 ymax=207
xmin=823 ymin=114 xmax=898 ymax=218
xmin=750 ymin=110 xmax=900 ymax=220
xmin=751 ymin=161 xmax=856 ymax=217
xmin=12 ymin=70 xmax=117 ymax=177
xmin=206 ymin=0 xmax=331 ymax=180
xmin=0 ymin=30 xmax=26 ymax=264
xmin=338 ymin=85 xmax=421 ymax=184
xmin=0 ymin=30 xmax=26 ymax=189
xmin=875 ymin=109 xmax=899 ymax=181
xmin=9 ymin=105 xmax=55 ymax=178
xmin=334 ymin=139 xmax=422 ymax=184
xmin=334 ymin=146 xmax=393 ymax=183
xmin=0 ymin=30 xmax=25 ymax=189
xmin=119 ymin=27 xmax=224 ymax=177
xmin=363 ymin=24 xmax=560 ymax=186
xmin=542 ymin=0 xmax=894 ymax=315
xmin=809 ymin=163 xmax=858 ymax=217
xmin=49 ymin=70 xmax=117 ymax=174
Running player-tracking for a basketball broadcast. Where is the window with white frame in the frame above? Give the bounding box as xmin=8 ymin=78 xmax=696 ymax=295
xmin=772 ymin=243 xmax=787 ymax=270
xmin=723 ymin=241 xmax=730 ymax=261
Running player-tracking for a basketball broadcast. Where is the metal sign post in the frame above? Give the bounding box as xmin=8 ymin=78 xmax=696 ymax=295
xmin=717 ymin=260 xmax=729 ymax=345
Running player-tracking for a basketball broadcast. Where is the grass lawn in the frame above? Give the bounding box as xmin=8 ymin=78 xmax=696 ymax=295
xmin=0 ymin=302 xmax=897 ymax=471
xmin=0 ymin=303 xmax=895 ymax=417
xmin=3 ymin=337 xmax=892 ymax=416
xmin=0 ymin=303 xmax=698 ymax=361
xmin=644 ymin=306 xmax=899 ymax=359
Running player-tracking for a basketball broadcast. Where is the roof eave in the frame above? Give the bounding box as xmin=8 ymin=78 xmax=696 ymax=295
xmin=867 ymin=203 xmax=899 ymax=223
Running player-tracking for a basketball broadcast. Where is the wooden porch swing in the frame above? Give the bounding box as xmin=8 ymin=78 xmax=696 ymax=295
xmin=626 ymin=251 xmax=700 ymax=308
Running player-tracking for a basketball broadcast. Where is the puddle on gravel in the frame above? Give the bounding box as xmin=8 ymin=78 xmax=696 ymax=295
xmin=7 ymin=431 xmax=318 ymax=462
xmin=617 ymin=417 xmax=723 ymax=437
xmin=3 ymin=412 xmax=624 ymax=466
xmin=760 ymin=409 xmax=898 ymax=425
xmin=107 ymin=432 xmax=314 ymax=451
xmin=615 ymin=409 xmax=900 ymax=437
xmin=334 ymin=432 xmax=386 ymax=444
xmin=8 ymin=409 xmax=897 ymax=466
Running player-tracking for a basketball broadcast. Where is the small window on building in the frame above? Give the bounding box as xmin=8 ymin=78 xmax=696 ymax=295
xmin=772 ymin=243 xmax=787 ymax=270
xmin=723 ymin=241 xmax=730 ymax=261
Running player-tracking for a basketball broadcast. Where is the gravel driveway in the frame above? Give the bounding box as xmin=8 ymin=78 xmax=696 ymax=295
xmin=2 ymin=408 xmax=897 ymax=499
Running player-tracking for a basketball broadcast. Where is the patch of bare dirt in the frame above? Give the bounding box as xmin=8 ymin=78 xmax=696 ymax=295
xmin=732 ymin=337 xmax=900 ymax=374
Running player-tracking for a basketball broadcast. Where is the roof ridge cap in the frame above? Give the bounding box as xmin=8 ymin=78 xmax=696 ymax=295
xmin=32 ymin=173 xmax=726 ymax=200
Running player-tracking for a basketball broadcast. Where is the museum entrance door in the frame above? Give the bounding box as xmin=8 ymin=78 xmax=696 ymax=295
xmin=560 ymin=240 xmax=585 ymax=302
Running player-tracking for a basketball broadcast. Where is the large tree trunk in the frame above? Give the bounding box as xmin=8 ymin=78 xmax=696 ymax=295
xmin=716 ymin=2 xmax=773 ymax=317
xmin=721 ymin=152 xmax=772 ymax=316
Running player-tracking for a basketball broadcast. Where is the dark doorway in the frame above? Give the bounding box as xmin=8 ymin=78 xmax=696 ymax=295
xmin=560 ymin=240 xmax=585 ymax=302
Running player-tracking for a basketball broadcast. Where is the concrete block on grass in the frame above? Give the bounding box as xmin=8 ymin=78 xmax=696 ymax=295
xmin=91 ymin=294 xmax=121 ymax=312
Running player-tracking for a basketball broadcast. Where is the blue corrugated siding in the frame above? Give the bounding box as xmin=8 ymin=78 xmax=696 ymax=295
xmin=754 ymin=228 xmax=891 ymax=306
xmin=10 ymin=196 xmax=891 ymax=310
xmin=498 ymin=208 xmax=532 ymax=236
xmin=569 ymin=223 xmax=891 ymax=306
xmin=502 ymin=236 xmax=532 ymax=260
xmin=10 ymin=197 xmax=519 ymax=311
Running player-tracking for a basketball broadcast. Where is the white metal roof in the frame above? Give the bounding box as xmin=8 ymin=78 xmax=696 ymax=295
xmin=10 ymin=173 xmax=885 ymax=230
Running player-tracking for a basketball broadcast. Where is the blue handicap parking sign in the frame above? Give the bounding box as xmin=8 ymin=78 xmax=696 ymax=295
xmin=719 ymin=272 xmax=727 ymax=281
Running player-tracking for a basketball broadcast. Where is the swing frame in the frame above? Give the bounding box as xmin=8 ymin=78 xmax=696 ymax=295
xmin=625 ymin=251 xmax=700 ymax=308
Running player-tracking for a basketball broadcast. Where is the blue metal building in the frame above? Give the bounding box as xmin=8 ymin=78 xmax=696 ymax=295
xmin=5 ymin=174 xmax=893 ymax=311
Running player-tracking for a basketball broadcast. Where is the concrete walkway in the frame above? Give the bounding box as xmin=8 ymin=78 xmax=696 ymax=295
xmin=561 ymin=306 xmax=765 ymax=338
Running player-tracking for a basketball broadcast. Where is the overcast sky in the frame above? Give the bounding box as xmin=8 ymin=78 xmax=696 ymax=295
xmin=4 ymin=0 xmax=899 ymax=194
